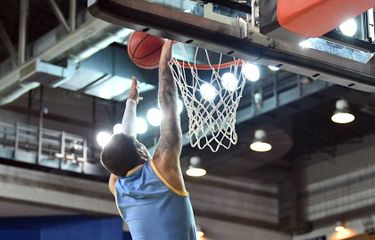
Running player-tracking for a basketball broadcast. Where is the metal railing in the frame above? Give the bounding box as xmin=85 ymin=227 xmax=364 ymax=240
xmin=0 ymin=120 xmax=88 ymax=174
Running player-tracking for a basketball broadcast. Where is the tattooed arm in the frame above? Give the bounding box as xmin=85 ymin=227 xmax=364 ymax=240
xmin=153 ymin=40 xmax=186 ymax=193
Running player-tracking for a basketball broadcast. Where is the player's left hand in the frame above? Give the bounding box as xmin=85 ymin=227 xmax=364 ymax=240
xmin=128 ymin=76 xmax=140 ymax=103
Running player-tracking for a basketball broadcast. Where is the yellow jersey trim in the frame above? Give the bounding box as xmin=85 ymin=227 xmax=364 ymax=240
xmin=114 ymin=186 xmax=125 ymax=220
xmin=126 ymin=164 xmax=144 ymax=177
xmin=150 ymin=159 xmax=189 ymax=197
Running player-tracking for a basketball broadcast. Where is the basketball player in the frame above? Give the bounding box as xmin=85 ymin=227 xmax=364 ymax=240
xmin=100 ymin=40 xmax=197 ymax=240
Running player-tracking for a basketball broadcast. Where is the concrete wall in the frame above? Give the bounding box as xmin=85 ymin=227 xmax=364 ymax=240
xmin=292 ymin=133 xmax=375 ymax=239
xmin=0 ymin=164 xmax=117 ymax=215
xmin=0 ymin=162 xmax=286 ymax=239
xmin=196 ymin=216 xmax=291 ymax=240
xmin=298 ymin=133 xmax=375 ymax=222
xmin=293 ymin=218 xmax=368 ymax=240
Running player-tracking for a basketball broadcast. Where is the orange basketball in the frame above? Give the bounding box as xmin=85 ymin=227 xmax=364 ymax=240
xmin=127 ymin=32 xmax=165 ymax=69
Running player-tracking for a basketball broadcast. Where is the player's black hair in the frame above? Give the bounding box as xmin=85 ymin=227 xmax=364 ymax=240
xmin=100 ymin=134 xmax=141 ymax=177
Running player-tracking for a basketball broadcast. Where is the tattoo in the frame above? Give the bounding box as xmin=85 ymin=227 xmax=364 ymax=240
xmin=156 ymin=58 xmax=182 ymax=154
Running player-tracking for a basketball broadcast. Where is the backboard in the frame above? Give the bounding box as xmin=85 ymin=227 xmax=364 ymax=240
xmin=88 ymin=0 xmax=375 ymax=93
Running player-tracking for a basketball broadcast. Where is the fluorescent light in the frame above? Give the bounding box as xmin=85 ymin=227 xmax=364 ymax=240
xmin=268 ymin=65 xmax=280 ymax=71
xmin=242 ymin=63 xmax=260 ymax=82
xmin=299 ymin=39 xmax=313 ymax=49
xmin=96 ymin=131 xmax=112 ymax=148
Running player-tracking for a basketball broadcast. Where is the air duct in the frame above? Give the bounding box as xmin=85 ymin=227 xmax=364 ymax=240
xmin=0 ymin=82 xmax=39 ymax=106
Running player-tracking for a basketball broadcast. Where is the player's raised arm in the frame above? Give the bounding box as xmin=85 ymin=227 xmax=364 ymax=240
xmin=154 ymin=40 xmax=184 ymax=179
xmin=107 ymin=76 xmax=140 ymax=195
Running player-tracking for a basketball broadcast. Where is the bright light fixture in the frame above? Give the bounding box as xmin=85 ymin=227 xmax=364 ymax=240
xmin=96 ymin=131 xmax=112 ymax=148
xmin=136 ymin=117 xmax=148 ymax=134
xmin=196 ymin=230 xmax=205 ymax=239
xmin=147 ymin=108 xmax=163 ymax=127
xmin=331 ymin=112 xmax=355 ymax=124
xmin=221 ymin=72 xmax=238 ymax=91
xmin=113 ymin=123 xmax=122 ymax=134
xmin=250 ymin=141 xmax=272 ymax=152
xmin=186 ymin=156 xmax=206 ymax=177
xmin=186 ymin=167 xmax=207 ymax=177
xmin=335 ymin=226 xmax=346 ymax=232
xmin=331 ymin=99 xmax=355 ymax=124
xmin=268 ymin=65 xmax=280 ymax=71
xmin=250 ymin=129 xmax=272 ymax=152
xmin=177 ymin=98 xmax=184 ymax=114
xmin=339 ymin=18 xmax=357 ymax=37
xmin=200 ymin=83 xmax=217 ymax=101
xmin=242 ymin=63 xmax=260 ymax=82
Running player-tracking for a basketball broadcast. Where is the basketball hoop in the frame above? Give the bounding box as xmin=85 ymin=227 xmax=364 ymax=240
xmin=169 ymin=43 xmax=246 ymax=152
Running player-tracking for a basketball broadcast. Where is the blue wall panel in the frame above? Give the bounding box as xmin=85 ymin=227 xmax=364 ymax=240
xmin=0 ymin=216 xmax=129 ymax=240
xmin=0 ymin=229 xmax=40 ymax=240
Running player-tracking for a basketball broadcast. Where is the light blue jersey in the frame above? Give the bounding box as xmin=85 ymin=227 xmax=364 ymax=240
xmin=114 ymin=160 xmax=197 ymax=240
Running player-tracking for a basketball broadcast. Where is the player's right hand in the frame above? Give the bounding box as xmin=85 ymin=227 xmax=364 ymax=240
xmin=160 ymin=40 xmax=173 ymax=63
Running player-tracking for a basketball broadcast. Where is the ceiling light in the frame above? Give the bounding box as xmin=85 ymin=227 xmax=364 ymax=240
xmin=196 ymin=226 xmax=205 ymax=239
xmin=147 ymin=108 xmax=163 ymax=127
xmin=339 ymin=18 xmax=357 ymax=37
xmin=96 ymin=131 xmax=112 ymax=148
xmin=335 ymin=221 xmax=347 ymax=232
xmin=242 ymin=63 xmax=260 ymax=82
xmin=268 ymin=65 xmax=280 ymax=71
xmin=221 ymin=72 xmax=238 ymax=91
xmin=186 ymin=156 xmax=206 ymax=177
xmin=200 ymin=83 xmax=217 ymax=101
xmin=136 ymin=117 xmax=148 ymax=134
xmin=113 ymin=123 xmax=122 ymax=134
xmin=331 ymin=99 xmax=355 ymax=124
xmin=250 ymin=129 xmax=272 ymax=152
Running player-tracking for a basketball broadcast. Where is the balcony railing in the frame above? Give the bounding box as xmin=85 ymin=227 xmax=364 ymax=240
xmin=0 ymin=121 xmax=93 ymax=174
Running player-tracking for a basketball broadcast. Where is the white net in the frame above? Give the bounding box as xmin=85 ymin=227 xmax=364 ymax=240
xmin=169 ymin=43 xmax=246 ymax=152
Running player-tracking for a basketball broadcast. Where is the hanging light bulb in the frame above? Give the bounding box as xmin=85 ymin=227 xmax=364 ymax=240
xmin=242 ymin=63 xmax=260 ymax=82
xmin=331 ymin=99 xmax=355 ymax=124
xmin=339 ymin=18 xmax=357 ymax=37
xmin=250 ymin=129 xmax=272 ymax=152
xmin=200 ymin=83 xmax=217 ymax=101
xmin=196 ymin=226 xmax=205 ymax=240
xmin=335 ymin=221 xmax=346 ymax=232
xmin=96 ymin=131 xmax=112 ymax=148
xmin=136 ymin=117 xmax=148 ymax=134
xmin=113 ymin=123 xmax=122 ymax=134
xmin=186 ymin=156 xmax=206 ymax=177
xmin=221 ymin=72 xmax=238 ymax=91
xmin=147 ymin=108 xmax=163 ymax=127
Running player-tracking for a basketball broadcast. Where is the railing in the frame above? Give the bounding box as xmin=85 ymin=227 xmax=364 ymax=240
xmin=0 ymin=121 xmax=89 ymax=174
